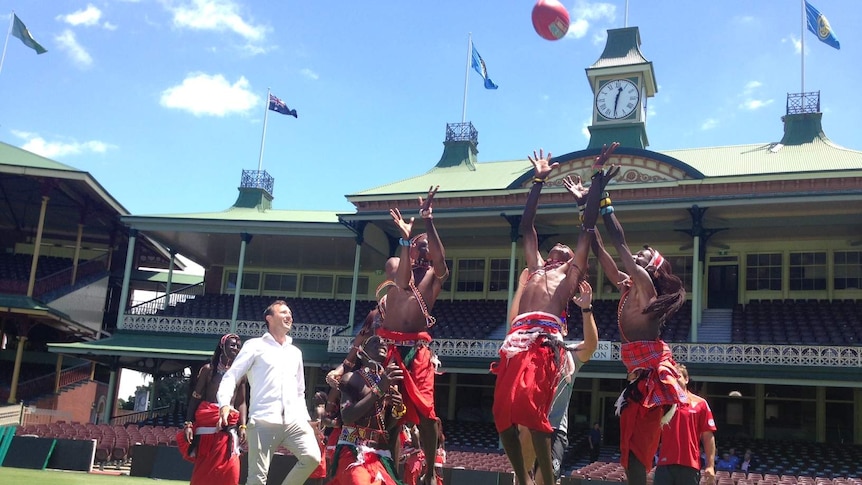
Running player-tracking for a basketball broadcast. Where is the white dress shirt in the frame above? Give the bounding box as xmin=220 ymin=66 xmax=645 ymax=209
xmin=217 ymin=332 xmax=311 ymax=424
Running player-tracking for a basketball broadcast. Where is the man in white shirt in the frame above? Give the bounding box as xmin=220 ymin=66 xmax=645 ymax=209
xmin=217 ymin=300 xmax=321 ymax=485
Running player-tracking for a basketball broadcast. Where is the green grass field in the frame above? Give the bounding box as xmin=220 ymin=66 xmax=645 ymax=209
xmin=0 ymin=467 xmax=188 ymax=484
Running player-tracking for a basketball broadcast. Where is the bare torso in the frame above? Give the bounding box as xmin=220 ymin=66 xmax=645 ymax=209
xmin=616 ymin=278 xmax=663 ymax=342
xmin=515 ymin=263 xmax=580 ymax=319
xmin=197 ymin=364 xmax=245 ymax=407
xmin=382 ymin=265 xmax=442 ymax=333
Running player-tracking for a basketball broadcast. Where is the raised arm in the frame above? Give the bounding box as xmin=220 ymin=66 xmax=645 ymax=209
xmin=591 ymin=229 xmax=628 ymax=291
xmin=520 ymin=149 xmax=558 ymax=270
xmin=419 ymin=185 xmax=448 ymax=280
xmin=571 ymin=281 xmax=598 ymax=363
xmin=602 ymin=202 xmax=654 ymax=293
xmin=390 ymin=207 xmax=415 ymax=290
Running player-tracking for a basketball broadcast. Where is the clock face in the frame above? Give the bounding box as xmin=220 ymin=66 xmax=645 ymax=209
xmin=595 ymin=79 xmax=640 ymax=120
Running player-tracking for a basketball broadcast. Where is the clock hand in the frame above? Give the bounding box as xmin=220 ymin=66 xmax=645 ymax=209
xmin=614 ymin=87 xmax=623 ymax=116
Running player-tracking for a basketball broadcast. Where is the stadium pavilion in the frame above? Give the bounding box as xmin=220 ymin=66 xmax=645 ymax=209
xmin=1 ymin=27 xmax=860 ymax=462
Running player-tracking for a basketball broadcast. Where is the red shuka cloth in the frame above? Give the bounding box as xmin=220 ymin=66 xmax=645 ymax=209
xmin=175 ymin=401 xmax=240 ymax=485
xmin=490 ymin=313 xmax=563 ymax=434
xmin=376 ymin=327 xmax=437 ymax=424
xmin=325 ymin=446 xmax=401 ymax=485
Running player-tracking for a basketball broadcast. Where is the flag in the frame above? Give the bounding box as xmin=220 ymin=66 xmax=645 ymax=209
xmin=11 ymin=14 xmax=47 ymax=54
xmin=268 ymin=93 xmax=297 ymax=118
xmin=471 ymin=43 xmax=498 ymax=90
xmin=805 ymin=1 xmax=840 ymax=50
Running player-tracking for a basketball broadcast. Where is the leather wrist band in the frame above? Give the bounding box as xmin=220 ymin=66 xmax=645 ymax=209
xmin=581 ymin=305 xmax=593 ymax=313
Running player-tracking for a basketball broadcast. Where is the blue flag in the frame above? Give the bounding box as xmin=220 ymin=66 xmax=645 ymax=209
xmin=471 ymin=43 xmax=498 ymax=90
xmin=11 ymin=14 xmax=47 ymax=54
xmin=268 ymin=93 xmax=297 ymax=118
xmin=805 ymin=1 xmax=840 ymax=50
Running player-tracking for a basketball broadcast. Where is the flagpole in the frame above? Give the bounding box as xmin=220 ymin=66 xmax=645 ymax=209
xmin=625 ymin=0 xmax=629 ymax=28
xmin=461 ymin=33 xmax=471 ymax=123
xmin=800 ymin=0 xmax=805 ymax=94
xmin=0 ymin=13 xmax=14 ymax=77
xmin=258 ymin=87 xmax=271 ymax=172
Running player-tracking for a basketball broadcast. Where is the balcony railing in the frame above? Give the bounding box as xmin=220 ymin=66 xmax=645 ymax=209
xmin=122 ymin=313 xmax=862 ymax=368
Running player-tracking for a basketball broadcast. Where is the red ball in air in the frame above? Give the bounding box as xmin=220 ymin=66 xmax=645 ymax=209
xmin=532 ymin=0 xmax=570 ymax=41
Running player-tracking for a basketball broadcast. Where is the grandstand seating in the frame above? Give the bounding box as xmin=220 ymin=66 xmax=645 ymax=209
xmin=731 ymin=300 xmax=861 ymax=346
xmin=142 ymin=292 xmax=862 ymax=345
xmin=14 ymin=421 xmax=180 ymax=469
xmin=10 ymin=419 xmax=862 ymax=479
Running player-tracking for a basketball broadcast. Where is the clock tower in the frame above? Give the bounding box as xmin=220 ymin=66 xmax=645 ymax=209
xmin=586 ymin=26 xmax=657 ymax=150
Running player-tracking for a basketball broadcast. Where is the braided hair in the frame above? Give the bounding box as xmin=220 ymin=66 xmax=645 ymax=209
xmin=641 ymin=246 xmax=686 ymax=326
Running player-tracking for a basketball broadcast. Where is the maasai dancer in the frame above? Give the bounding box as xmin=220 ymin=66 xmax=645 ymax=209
xmin=492 ymin=145 xmax=616 ymax=485
xmin=327 ymin=335 xmax=405 ymax=485
xmin=588 ymin=163 xmax=689 ymax=485
xmin=370 ymin=185 xmax=448 ymax=485
xmin=518 ymin=280 xmax=599 ymax=485
xmin=178 ymin=333 xmax=247 ymax=485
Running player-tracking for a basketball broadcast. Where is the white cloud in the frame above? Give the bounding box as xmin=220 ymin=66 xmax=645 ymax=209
xmin=567 ymin=19 xmax=589 ymax=39
xmin=55 ymin=30 xmax=93 ymax=68
xmin=744 ymin=81 xmax=763 ymax=91
xmin=170 ymin=0 xmax=269 ymax=44
xmin=738 ymin=81 xmax=773 ymax=111
xmin=160 ymin=73 xmax=258 ymax=117
xmin=300 ymin=68 xmax=319 ymax=81
xmin=581 ymin=118 xmax=591 ymax=139
xmin=12 ymin=131 xmax=113 ymax=159
xmin=58 ymin=4 xmax=102 ymax=27
xmin=701 ymin=118 xmax=718 ymax=131
xmin=566 ymin=1 xmax=616 ymax=40
xmin=784 ymin=34 xmax=803 ymax=55
xmin=739 ymin=99 xmax=774 ymax=111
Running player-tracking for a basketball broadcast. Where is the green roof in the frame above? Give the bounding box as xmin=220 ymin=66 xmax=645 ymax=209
xmin=350 ymin=113 xmax=862 ymax=199
xmin=352 ymin=159 xmax=529 ymax=197
xmin=136 ymin=207 xmax=343 ymax=223
xmin=0 ymin=141 xmax=82 ymax=172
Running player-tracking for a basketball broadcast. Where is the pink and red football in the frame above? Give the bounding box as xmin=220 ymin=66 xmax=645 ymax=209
xmin=532 ymin=0 xmax=570 ymax=41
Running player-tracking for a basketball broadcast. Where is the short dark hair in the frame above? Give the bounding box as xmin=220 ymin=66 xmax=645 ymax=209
xmin=263 ymin=299 xmax=289 ymax=317
xmin=263 ymin=300 xmax=290 ymax=328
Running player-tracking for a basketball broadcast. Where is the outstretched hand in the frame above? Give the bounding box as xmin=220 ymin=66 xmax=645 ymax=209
xmin=528 ymin=148 xmax=558 ymax=180
xmin=418 ymin=185 xmax=438 ymax=218
xmin=592 ymin=142 xmax=620 ymax=171
xmin=563 ymin=175 xmax=588 ymax=204
xmin=572 ymin=281 xmax=593 ymax=309
xmin=390 ymin=207 xmax=414 ymax=239
xmin=590 ymin=143 xmax=621 ymax=193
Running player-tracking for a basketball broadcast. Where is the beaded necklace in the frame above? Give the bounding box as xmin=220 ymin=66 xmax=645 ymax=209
xmin=358 ymin=366 xmax=385 ymax=430
xmin=216 ymin=356 xmax=230 ymax=375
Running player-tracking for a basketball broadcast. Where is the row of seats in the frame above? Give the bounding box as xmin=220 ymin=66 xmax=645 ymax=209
xmin=0 ymin=253 xmax=77 ymax=280
xmin=142 ymin=292 xmax=861 ymax=345
xmin=16 ymin=422 xmax=181 ymax=469
xmin=14 ymin=420 xmax=862 ymax=480
xmin=731 ymin=300 xmax=861 ymax=346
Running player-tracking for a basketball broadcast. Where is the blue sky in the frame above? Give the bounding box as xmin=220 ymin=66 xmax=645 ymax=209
xmin=2 ymin=1 xmax=859 ymax=216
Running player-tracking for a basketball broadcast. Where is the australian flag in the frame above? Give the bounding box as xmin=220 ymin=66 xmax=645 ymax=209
xmin=805 ymin=1 xmax=840 ymax=50
xmin=268 ymin=93 xmax=298 ymax=118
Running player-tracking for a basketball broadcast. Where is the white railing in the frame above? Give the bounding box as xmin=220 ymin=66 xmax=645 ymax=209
xmin=122 ymin=314 xmax=343 ymax=340
xmin=0 ymin=403 xmax=24 ymax=426
xmin=123 ymin=314 xmax=862 ymax=368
